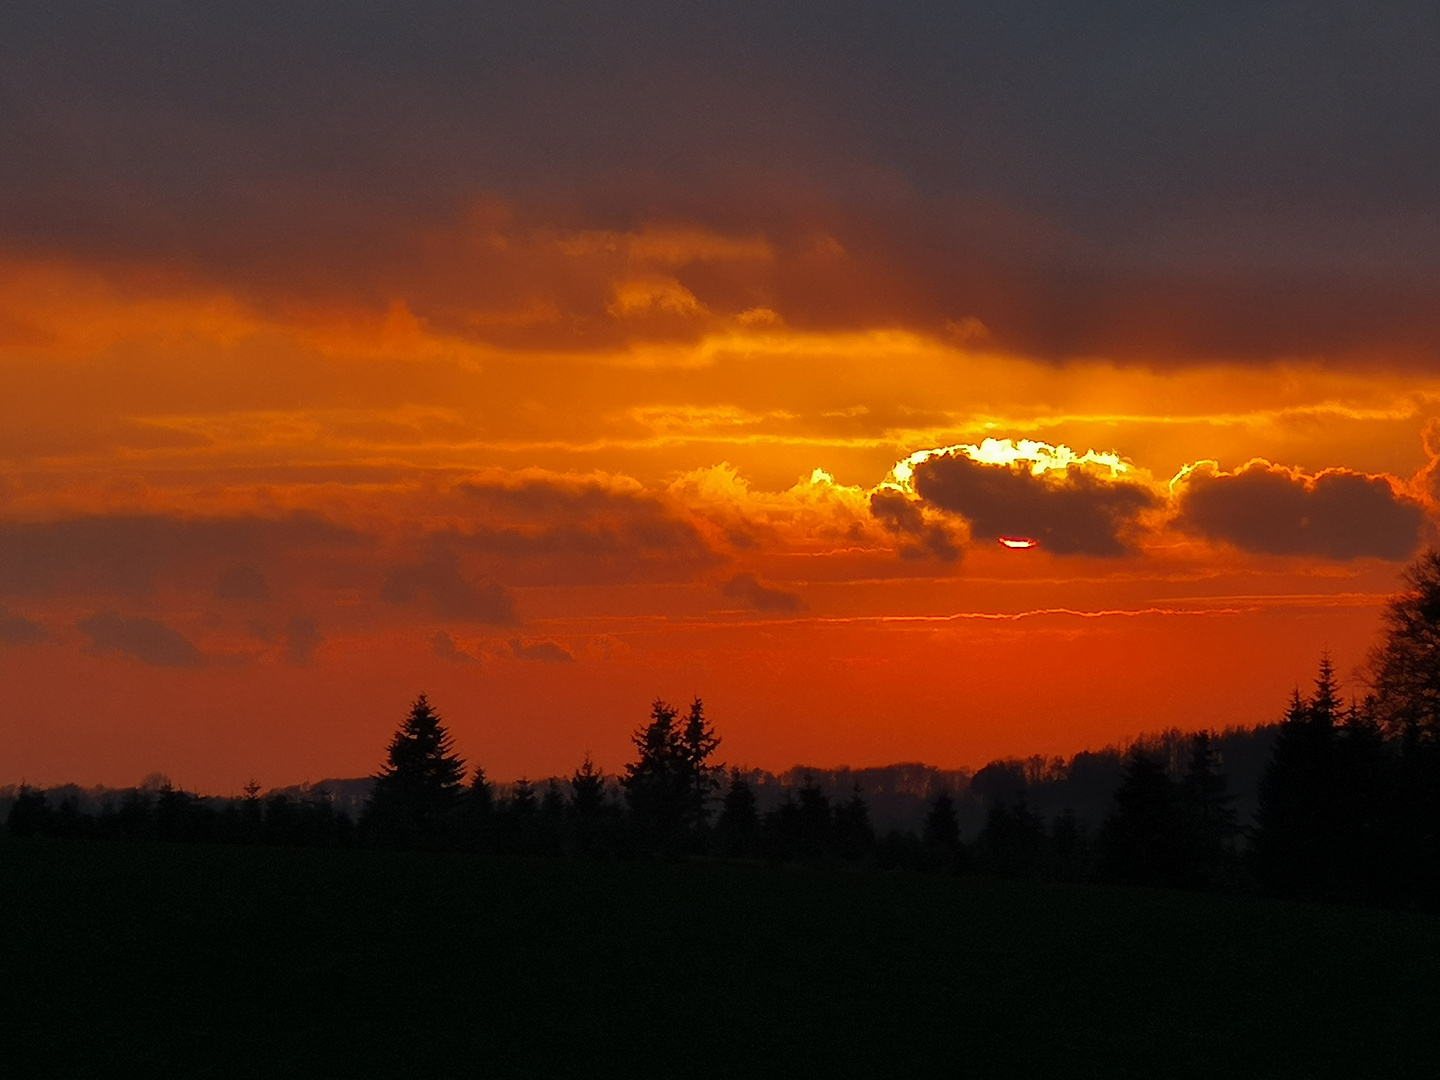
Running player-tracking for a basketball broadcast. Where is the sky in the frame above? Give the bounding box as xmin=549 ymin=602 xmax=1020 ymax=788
xmin=3 ymin=2 xmax=1440 ymax=791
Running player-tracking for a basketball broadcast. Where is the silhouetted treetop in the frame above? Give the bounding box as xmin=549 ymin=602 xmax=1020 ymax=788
xmin=365 ymin=694 xmax=467 ymax=843
xmin=1371 ymin=550 xmax=1440 ymax=743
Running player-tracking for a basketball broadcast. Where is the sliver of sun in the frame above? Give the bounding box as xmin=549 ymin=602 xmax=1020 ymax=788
xmin=998 ymin=536 xmax=1038 ymax=549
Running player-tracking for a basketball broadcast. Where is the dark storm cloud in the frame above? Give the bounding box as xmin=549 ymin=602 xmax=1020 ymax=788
xmin=77 ymin=611 xmax=204 ymax=668
xmin=719 ymin=572 xmax=804 ymax=613
xmin=282 ymin=614 xmax=322 ymax=665
xmin=216 ymin=564 xmax=269 ymax=602
xmin=431 ymin=630 xmax=477 ymax=665
xmin=0 ymin=514 xmax=362 ymax=598
xmin=4 ymin=3 xmax=1439 ymax=363
xmin=509 ymin=638 xmax=574 ymax=663
xmin=912 ymin=454 xmax=1157 ymax=557
xmin=453 ymin=478 xmax=721 ymax=583
xmin=868 ymin=490 xmax=961 ymax=563
xmin=1173 ymin=462 xmax=1425 ymax=561
xmin=381 ymin=551 xmax=518 ymax=625
xmin=0 ymin=606 xmax=44 ymax=645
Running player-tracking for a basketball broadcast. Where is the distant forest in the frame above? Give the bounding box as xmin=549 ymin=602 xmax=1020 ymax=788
xmin=12 ymin=550 xmax=1440 ymax=910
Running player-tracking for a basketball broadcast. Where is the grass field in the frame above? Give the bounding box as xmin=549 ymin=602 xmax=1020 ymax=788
xmin=3 ymin=838 xmax=1438 ymax=1078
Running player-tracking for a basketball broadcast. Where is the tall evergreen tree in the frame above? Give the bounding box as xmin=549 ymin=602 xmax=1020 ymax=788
xmin=1099 ymin=748 xmax=1186 ymax=887
xmin=795 ymin=774 xmax=833 ymax=858
xmin=833 ymin=783 xmax=875 ymax=861
xmin=1365 ymin=552 xmax=1440 ymax=901
xmin=1369 ymin=551 xmax=1440 ymax=744
xmin=622 ymin=698 xmax=723 ymax=846
xmin=1252 ymin=662 xmax=1342 ymax=897
xmin=922 ymin=791 xmax=960 ymax=850
xmin=677 ymin=697 xmax=722 ymax=828
xmin=365 ymin=694 xmax=467 ymax=845
xmin=716 ymin=769 xmax=759 ymax=857
xmin=570 ymin=755 xmax=608 ymax=820
xmin=622 ymin=699 xmax=681 ymax=830
xmin=1179 ymin=730 xmax=1238 ymax=888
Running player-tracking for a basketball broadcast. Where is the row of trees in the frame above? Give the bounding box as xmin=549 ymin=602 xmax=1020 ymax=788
xmin=14 ymin=550 xmax=1440 ymax=908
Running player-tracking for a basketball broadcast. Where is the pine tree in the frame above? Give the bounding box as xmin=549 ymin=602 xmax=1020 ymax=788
xmin=1252 ymin=663 xmax=1342 ymax=897
xmin=1099 ymin=748 xmax=1186 ymax=887
xmin=923 ymin=791 xmax=960 ymax=850
xmin=677 ymin=697 xmax=722 ymax=828
xmin=833 ymin=783 xmax=874 ymax=861
xmin=1367 ymin=551 xmax=1440 ymax=901
xmin=716 ymin=768 xmax=759 ymax=857
xmin=1370 ymin=551 xmax=1440 ymax=743
xmin=365 ymin=694 xmax=467 ymax=846
xmin=570 ymin=755 xmax=608 ymax=819
xmin=795 ymin=774 xmax=833 ymax=858
xmin=621 ymin=699 xmax=688 ymax=843
xmin=1179 ymin=730 xmax=1238 ymax=888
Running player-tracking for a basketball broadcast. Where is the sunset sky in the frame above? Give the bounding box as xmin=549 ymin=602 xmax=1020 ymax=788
xmin=4 ymin=3 xmax=1440 ymax=791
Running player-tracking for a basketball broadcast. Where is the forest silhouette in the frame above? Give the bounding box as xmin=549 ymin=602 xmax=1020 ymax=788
xmin=13 ymin=549 xmax=1440 ymax=910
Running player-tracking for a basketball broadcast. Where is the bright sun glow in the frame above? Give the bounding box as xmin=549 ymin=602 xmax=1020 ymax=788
xmin=890 ymin=438 xmax=1129 ymax=487
xmin=998 ymin=537 xmax=1039 ymax=549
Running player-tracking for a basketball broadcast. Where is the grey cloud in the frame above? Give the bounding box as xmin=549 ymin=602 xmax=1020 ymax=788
xmin=0 ymin=513 xmax=362 ymax=598
xmin=0 ymin=607 xmax=45 ymax=645
xmin=381 ymin=551 xmax=518 ymax=625
xmin=869 ymin=490 xmax=961 ymax=562
xmin=431 ymin=630 xmax=477 ymax=665
xmin=452 ymin=479 xmax=721 ymax=584
xmin=720 ymin=572 xmax=804 ymax=613
xmin=216 ymin=564 xmax=269 ymax=602
xmin=509 ymin=638 xmax=574 ymax=663
xmin=1174 ymin=463 xmax=1425 ymax=560
xmin=77 ymin=611 xmax=204 ymax=668
xmin=5 ymin=4 xmax=1437 ymax=365
xmin=283 ymin=614 xmax=322 ymax=665
xmin=911 ymin=454 xmax=1157 ymax=557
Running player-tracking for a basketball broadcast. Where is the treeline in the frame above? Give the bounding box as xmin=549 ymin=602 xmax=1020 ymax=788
xmin=12 ymin=550 xmax=1440 ymax=909
xmin=5 ymin=779 xmax=354 ymax=848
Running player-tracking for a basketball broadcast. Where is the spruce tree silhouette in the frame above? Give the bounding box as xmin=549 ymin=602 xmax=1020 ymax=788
xmin=7 ymin=785 xmax=50 ymax=837
xmin=623 ymin=698 xmax=722 ymax=848
xmin=1252 ymin=662 xmax=1341 ymax=897
xmin=1179 ymin=730 xmax=1239 ymax=888
xmin=716 ymin=769 xmax=759 ymax=857
xmin=570 ymin=755 xmax=607 ymax=819
xmin=1370 ymin=550 xmax=1440 ymax=742
xmin=678 ymin=697 xmax=722 ymax=829
xmin=795 ymin=774 xmax=833 ymax=859
xmin=569 ymin=755 xmax=609 ymax=855
xmin=833 ymin=783 xmax=875 ymax=861
xmin=365 ymin=694 xmax=467 ymax=847
xmin=923 ymin=791 xmax=960 ymax=849
xmin=979 ymin=792 xmax=1045 ymax=878
xmin=464 ymin=766 xmax=496 ymax=851
xmin=1100 ymin=748 xmax=1186 ymax=887
xmin=1333 ymin=696 xmax=1396 ymax=900
xmin=1368 ymin=551 xmax=1440 ymax=901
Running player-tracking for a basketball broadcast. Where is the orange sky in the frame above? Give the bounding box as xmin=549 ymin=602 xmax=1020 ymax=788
xmin=3 ymin=5 xmax=1439 ymax=790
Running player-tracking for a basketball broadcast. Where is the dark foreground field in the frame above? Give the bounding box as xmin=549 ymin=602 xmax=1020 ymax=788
xmin=3 ymin=840 xmax=1438 ymax=1079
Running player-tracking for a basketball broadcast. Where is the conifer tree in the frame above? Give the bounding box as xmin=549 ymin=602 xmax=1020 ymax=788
xmin=716 ymin=768 xmax=759 ymax=857
xmin=570 ymin=755 xmax=607 ymax=819
xmin=1099 ymin=748 xmax=1186 ymax=887
xmin=365 ymin=694 xmax=467 ymax=845
xmin=795 ymin=774 xmax=833 ymax=858
xmin=622 ymin=699 xmax=682 ymax=830
xmin=1179 ymin=730 xmax=1238 ymax=887
xmin=1369 ymin=550 xmax=1440 ymax=743
xmin=678 ymin=697 xmax=722 ymax=828
xmin=923 ymin=791 xmax=960 ymax=850
xmin=1252 ymin=662 xmax=1342 ymax=896
xmin=833 ymin=783 xmax=875 ymax=861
